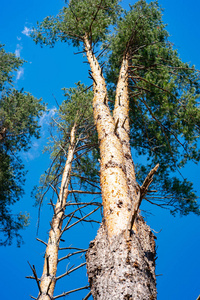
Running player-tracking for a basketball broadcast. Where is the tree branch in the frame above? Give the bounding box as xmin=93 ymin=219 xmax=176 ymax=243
xmin=54 ymin=285 xmax=90 ymax=299
xmin=56 ymin=262 xmax=86 ymax=280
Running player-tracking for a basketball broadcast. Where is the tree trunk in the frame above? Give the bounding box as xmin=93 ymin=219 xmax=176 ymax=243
xmin=84 ymin=35 xmax=133 ymax=237
xmin=86 ymin=216 xmax=156 ymax=300
xmin=37 ymin=124 xmax=77 ymax=300
xmin=84 ymin=38 xmax=157 ymax=299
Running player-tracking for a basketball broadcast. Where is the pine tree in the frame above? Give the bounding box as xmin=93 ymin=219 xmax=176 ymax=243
xmin=0 ymin=44 xmax=45 ymax=246
xmin=31 ymin=1 xmax=200 ymax=298
xmin=28 ymin=83 xmax=101 ymax=299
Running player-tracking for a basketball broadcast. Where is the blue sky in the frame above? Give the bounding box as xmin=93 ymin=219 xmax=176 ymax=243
xmin=1 ymin=0 xmax=200 ymax=299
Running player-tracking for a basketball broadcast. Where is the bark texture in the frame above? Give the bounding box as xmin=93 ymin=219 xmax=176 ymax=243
xmin=84 ymin=36 xmax=133 ymax=237
xmin=84 ymin=37 xmax=157 ymax=299
xmin=37 ymin=124 xmax=77 ymax=300
xmin=86 ymin=217 xmax=157 ymax=300
xmin=113 ymin=56 xmax=138 ymax=199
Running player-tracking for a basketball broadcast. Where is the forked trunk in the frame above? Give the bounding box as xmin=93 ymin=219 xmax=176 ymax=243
xmin=84 ymin=38 xmax=157 ymax=299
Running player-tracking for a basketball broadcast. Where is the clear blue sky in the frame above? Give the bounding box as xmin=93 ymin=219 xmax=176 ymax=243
xmin=0 ymin=0 xmax=200 ymax=299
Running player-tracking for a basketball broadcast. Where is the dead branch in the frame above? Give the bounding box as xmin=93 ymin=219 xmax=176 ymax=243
xmin=49 ymin=182 xmax=60 ymax=200
xmin=54 ymin=285 xmax=90 ymax=299
xmin=64 ymin=203 xmax=92 ymax=219
xmin=36 ymin=238 xmax=47 ymax=246
xmin=48 ymin=199 xmax=56 ymax=215
xmin=64 ymin=201 xmax=101 ymax=206
xmin=64 ymin=206 xmax=100 ymax=231
xmin=68 ymin=190 xmax=101 ymax=194
xmin=70 ymin=215 xmax=101 ymax=224
xmin=140 ymin=164 xmax=159 ymax=199
xmin=56 ymin=262 xmax=86 ymax=280
xmin=83 ymin=291 xmax=92 ymax=300
xmin=59 ymin=246 xmax=86 ymax=251
xmin=57 ymin=211 xmax=75 ymax=242
xmin=28 ymin=262 xmax=41 ymax=294
xmin=126 ymin=164 xmax=159 ymax=237
xmin=58 ymin=249 xmax=87 ymax=263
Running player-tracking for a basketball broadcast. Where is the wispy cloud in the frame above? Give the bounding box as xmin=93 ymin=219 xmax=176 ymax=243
xmin=15 ymin=44 xmax=23 ymax=57
xmin=17 ymin=36 xmax=22 ymax=41
xmin=39 ymin=107 xmax=57 ymax=128
xmin=22 ymin=26 xmax=33 ymax=37
xmin=22 ymin=141 xmax=40 ymax=162
xmin=22 ymin=109 xmax=57 ymax=162
xmin=16 ymin=67 xmax=24 ymax=80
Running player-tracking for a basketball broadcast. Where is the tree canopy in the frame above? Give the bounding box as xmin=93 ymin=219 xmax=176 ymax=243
xmin=0 ymin=44 xmax=45 ymax=246
xmin=31 ymin=0 xmax=200 ymax=217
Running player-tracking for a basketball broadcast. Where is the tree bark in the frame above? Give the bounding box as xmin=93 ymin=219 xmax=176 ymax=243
xmin=86 ymin=217 xmax=156 ymax=300
xmin=37 ymin=124 xmax=77 ymax=300
xmin=84 ymin=39 xmax=157 ymax=299
xmin=84 ymin=35 xmax=133 ymax=237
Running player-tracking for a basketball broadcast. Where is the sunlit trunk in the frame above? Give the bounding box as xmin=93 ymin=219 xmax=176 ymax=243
xmin=84 ymin=39 xmax=157 ymax=299
xmin=84 ymin=36 xmax=132 ymax=237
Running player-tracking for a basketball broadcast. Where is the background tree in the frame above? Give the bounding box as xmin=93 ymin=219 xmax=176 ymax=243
xmin=28 ymin=83 xmax=101 ymax=299
xmin=31 ymin=0 xmax=200 ymax=299
xmin=0 ymin=44 xmax=45 ymax=246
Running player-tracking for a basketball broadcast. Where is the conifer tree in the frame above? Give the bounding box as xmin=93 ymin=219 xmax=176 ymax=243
xmin=28 ymin=83 xmax=101 ymax=299
xmin=32 ymin=1 xmax=200 ymax=298
xmin=0 ymin=44 xmax=45 ymax=246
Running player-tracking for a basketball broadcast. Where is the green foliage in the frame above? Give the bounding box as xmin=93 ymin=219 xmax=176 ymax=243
xmin=0 ymin=44 xmax=23 ymax=90
xmin=0 ymin=44 xmax=45 ymax=246
xmin=106 ymin=0 xmax=200 ymax=215
xmin=32 ymin=0 xmax=200 ymax=216
xmin=0 ymin=89 xmax=44 ymax=152
xmin=31 ymin=0 xmax=121 ymax=47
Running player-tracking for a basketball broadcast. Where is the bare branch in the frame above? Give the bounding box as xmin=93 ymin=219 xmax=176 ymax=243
xmin=54 ymin=285 xmax=90 ymax=299
xmin=83 ymin=291 xmax=92 ymax=300
xmin=36 ymin=238 xmax=47 ymax=246
xmin=56 ymin=262 xmax=86 ymax=280
xmin=59 ymin=246 xmax=87 ymax=251
xmin=70 ymin=215 xmax=101 ymax=224
xmin=27 ymin=262 xmax=41 ymax=294
xmin=58 ymin=249 xmax=87 ymax=263
xmin=64 ymin=201 xmax=102 ymax=206
xmin=140 ymin=164 xmax=159 ymax=199
xmin=64 ymin=206 xmax=100 ymax=231
xmin=68 ymin=190 xmax=101 ymax=195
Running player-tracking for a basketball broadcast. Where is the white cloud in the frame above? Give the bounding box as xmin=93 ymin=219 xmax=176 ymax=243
xmin=16 ymin=67 xmax=24 ymax=80
xmin=22 ymin=109 xmax=57 ymax=162
xmin=22 ymin=141 xmax=40 ymax=162
xmin=22 ymin=26 xmax=33 ymax=37
xmin=15 ymin=44 xmax=23 ymax=57
xmin=39 ymin=107 xmax=57 ymax=127
xmin=17 ymin=36 xmax=22 ymax=41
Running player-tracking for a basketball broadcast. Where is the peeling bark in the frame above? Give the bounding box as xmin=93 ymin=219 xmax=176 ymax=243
xmin=84 ymin=36 xmax=132 ymax=237
xmin=86 ymin=216 xmax=157 ymax=300
xmin=113 ymin=55 xmax=137 ymax=196
xmin=38 ymin=124 xmax=77 ymax=300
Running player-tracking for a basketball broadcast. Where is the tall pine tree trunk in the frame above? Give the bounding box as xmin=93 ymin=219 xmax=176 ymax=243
xmin=84 ymin=37 xmax=157 ymax=299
